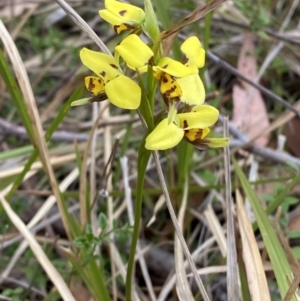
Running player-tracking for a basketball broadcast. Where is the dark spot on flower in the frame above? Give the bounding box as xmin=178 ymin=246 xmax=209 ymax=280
xmin=162 ymin=64 xmax=168 ymax=69
xmin=165 ymin=85 xmax=176 ymax=97
xmin=162 ymin=75 xmax=169 ymax=83
xmin=119 ymin=10 xmax=127 ymax=16
xmin=194 ymin=130 xmax=203 ymax=140
xmin=100 ymin=71 xmax=106 ymax=77
xmin=89 ymin=91 xmax=107 ymax=103
xmin=110 ymin=64 xmax=118 ymax=69
xmin=183 ymin=120 xmax=188 ymax=128
xmin=88 ymin=78 xmax=95 ymax=92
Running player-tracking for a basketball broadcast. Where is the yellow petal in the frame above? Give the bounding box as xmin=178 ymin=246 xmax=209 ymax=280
xmin=178 ymin=105 xmax=219 ymax=129
xmin=71 ymin=98 xmax=90 ymax=107
xmin=160 ymin=73 xmax=182 ymax=98
xmin=145 ymin=118 xmax=184 ymax=150
xmin=177 ymin=74 xmax=205 ymax=105
xmin=99 ymin=9 xmax=124 ymax=25
xmin=181 ymin=36 xmax=205 ymax=68
xmin=80 ymin=48 xmax=120 ymax=80
xmin=203 ymin=137 xmax=229 ymax=148
xmin=84 ymin=76 xmax=105 ymax=95
xmin=105 ymin=75 xmax=140 ymax=109
xmin=104 ymin=0 xmax=145 ymax=24
xmin=115 ymin=34 xmax=153 ymax=69
xmin=194 ymin=137 xmax=229 ymax=149
xmin=184 ymin=127 xmax=210 ymax=142
xmin=153 ymin=57 xmax=198 ymax=78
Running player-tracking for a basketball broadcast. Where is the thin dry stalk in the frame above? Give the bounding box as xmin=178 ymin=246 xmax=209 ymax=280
xmin=152 ymin=151 xmax=210 ymax=301
xmin=174 ymin=178 xmax=195 ymax=300
xmin=236 ymin=189 xmax=271 ymax=301
xmin=223 ymin=117 xmax=240 ymax=300
xmin=0 ymin=20 xmax=72 ymax=239
xmin=0 ymin=193 xmax=76 ymax=301
xmin=55 ymin=0 xmax=111 ymax=55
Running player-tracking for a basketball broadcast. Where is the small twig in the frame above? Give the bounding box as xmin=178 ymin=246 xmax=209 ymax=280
xmin=283 ymin=269 xmax=300 ymax=301
xmin=197 ymin=114 xmax=300 ymax=169
xmin=207 ymin=51 xmax=300 ymax=118
xmin=0 ymin=117 xmax=89 ymax=142
xmin=214 ymin=17 xmax=300 ymax=46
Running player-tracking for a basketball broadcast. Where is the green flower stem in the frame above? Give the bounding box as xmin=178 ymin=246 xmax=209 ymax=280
xmin=125 ymin=144 xmax=151 ymax=301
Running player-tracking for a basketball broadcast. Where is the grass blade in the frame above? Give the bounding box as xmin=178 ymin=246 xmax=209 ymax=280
xmin=233 ymin=157 xmax=297 ymax=300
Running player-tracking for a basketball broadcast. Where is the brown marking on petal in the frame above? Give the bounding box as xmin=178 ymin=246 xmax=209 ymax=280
xmin=183 ymin=120 xmax=188 ymax=128
xmin=88 ymin=78 xmax=95 ymax=92
xmin=100 ymin=71 xmax=106 ymax=77
xmin=89 ymin=91 xmax=107 ymax=103
xmin=165 ymin=85 xmax=177 ymax=97
xmin=162 ymin=75 xmax=169 ymax=83
xmin=119 ymin=10 xmax=127 ymax=16
xmin=184 ymin=128 xmax=204 ymax=143
xmin=162 ymin=64 xmax=168 ymax=69
xmin=194 ymin=129 xmax=203 ymax=140
xmin=110 ymin=64 xmax=118 ymax=69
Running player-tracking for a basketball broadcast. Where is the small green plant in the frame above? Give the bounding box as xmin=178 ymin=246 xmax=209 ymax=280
xmin=2 ymin=287 xmax=25 ymax=301
xmin=73 ymin=213 xmax=132 ymax=259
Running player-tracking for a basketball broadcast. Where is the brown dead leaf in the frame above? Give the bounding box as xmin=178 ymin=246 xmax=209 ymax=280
xmin=285 ymin=117 xmax=300 ymax=157
xmin=70 ymin=280 xmax=91 ymax=301
xmin=232 ymin=32 xmax=270 ymax=146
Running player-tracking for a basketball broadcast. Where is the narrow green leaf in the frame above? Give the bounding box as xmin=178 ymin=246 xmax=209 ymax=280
xmin=0 ymin=49 xmax=34 ymax=141
xmin=143 ymin=0 xmax=160 ymax=43
xmin=233 ymin=157 xmax=296 ymax=301
xmin=126 ymin=140 xmax=151 ymax=301
xmin=5 ymin=85 xmax=83 ymax=201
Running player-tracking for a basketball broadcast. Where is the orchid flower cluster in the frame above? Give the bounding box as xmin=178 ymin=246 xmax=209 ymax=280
xmin=72 ymin=0 xmax=229 ymax=151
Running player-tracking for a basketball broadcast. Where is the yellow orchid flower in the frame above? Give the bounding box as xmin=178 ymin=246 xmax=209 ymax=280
xmin=99 ymin=0 xmax=145 ymax=34
xmin=145 ymin=105 xmax=229 ymax=150
xmin=73 ymin=47 xmax=141 ymax=109
xmin=115 ymin=34 xmax=154 ymax=71
xmin=153 ymin=57 xmax=198 ymax=99
xmin=176 ymin=36 xmax=206 ymax=106
xmin=152 ymin=36 xmax=206 ymax=105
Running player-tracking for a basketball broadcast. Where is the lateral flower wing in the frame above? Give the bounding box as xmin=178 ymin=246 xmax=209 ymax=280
xmin=103 ymin=0 xmax=145 ymax=24
xmin=145 ymin=119 xmax=184 ymax=150
xmin=181 ymin=36 xmax=205 ymax=68
xmin=105 ymin=75 xmax=141 ymax=109
xmin=115 ymin=34 xmax=153 ymax=69
xmin=80 ymin=48 xmax=120 ymax=80
xmin=177 ymin=105 xmax=219 ymax=130
xmin=176 ymin=74 xmax=205 ymax=105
